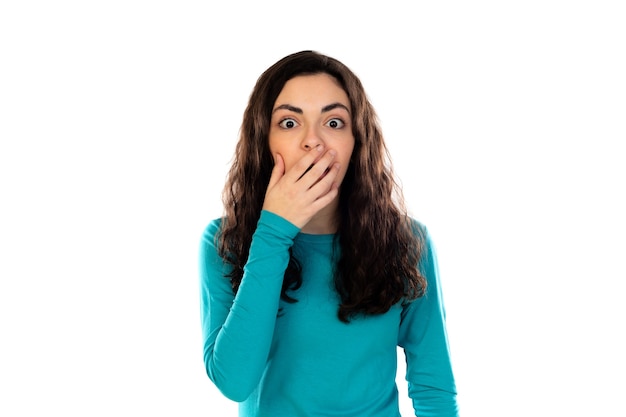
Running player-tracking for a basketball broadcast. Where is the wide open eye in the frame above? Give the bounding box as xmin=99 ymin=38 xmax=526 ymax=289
xmin=278 ymin=118 xmax=299 ymax=129
xmin=326 ymin=118 xmax=345 ymax=129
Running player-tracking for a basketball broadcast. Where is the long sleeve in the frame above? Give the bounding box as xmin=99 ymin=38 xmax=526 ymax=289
xmin=199 ymin=210 xmax=300 ymax=402
xmin=398 ymin=226 xmax=459 ymax=417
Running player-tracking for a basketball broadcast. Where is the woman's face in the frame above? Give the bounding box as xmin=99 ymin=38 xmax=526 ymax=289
xmin=269 ymin=73 xmax=355 ymax=189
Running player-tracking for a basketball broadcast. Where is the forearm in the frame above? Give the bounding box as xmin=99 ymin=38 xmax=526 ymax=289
xmin=409 ymin=384 xmax=459 ymax=417
xmin=201 ymin=211 xmax=299 ymax=401
xmin=400 ymin=225 xmax=459 ymax=416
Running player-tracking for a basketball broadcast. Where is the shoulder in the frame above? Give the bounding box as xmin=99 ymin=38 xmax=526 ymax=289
xmin=200 ymin=217 xmax=225 ymax=252
xmin=407 ymin=217 xmax=430 ymax=244
xmin=202 ymin=217 xmax=223 ymax=237
xmin=407 ymin=217 xmax=439 ymax=271
xmin=199 ymin=218 xmax=231 ymax=276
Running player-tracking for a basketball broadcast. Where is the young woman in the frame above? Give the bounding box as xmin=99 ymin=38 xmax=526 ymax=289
xmin=199 ymin=50 xmax=459 ymax=417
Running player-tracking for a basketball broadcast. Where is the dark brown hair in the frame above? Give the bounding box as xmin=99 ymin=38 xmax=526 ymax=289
xmin=218 ymin=50 xmax=426 ymax=322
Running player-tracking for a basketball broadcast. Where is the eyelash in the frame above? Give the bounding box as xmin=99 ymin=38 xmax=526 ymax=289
xmin=278 ymin=118 xmax=298 ymax=129
xmin=326 ymin=118 xmax=345 ymax=129
xmin=277 ymin=118 xmax=345 ymax=129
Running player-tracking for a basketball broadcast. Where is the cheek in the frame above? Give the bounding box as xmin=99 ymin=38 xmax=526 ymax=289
xmin=340 ymin=142 xmax=356 ymax=166
xmin=273 ymin=148 xmax=296 ymax=172
xmin=268 ymin=140 xmax=283 ymax=166
xmin=336 ymin=147 xmax=355 ymax=181
xmin=268 ymin=132 xmax=281 ymax=156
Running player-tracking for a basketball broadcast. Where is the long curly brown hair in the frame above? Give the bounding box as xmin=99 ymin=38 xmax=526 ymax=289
xmin=218 ymin=50 xmax=426 ymax=322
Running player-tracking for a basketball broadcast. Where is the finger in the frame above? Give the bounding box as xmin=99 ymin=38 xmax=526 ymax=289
xmin=266 ymin=153 xmax=285 ymax=190
xmin=299 ymin=149 xmax=337 ymax=189
xmin=310 ymin=165 xmax=341 ymax=205
xmin=309 ymin=161 xmax=340 ymax=193
xmin=285 ymin=145 xmax=325 ymax=182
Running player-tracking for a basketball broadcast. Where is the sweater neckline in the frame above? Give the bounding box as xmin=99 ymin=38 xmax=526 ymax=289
xmin=295 ymin=232 xmax=336 ymax=244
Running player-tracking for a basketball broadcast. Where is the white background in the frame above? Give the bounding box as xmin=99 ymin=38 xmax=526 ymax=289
xmin=1 ymin=1 xmax=625 ymax=416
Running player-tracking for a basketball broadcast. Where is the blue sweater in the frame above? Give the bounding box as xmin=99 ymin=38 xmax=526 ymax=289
xmin=199 ymin=210 xmax=458 ymax=416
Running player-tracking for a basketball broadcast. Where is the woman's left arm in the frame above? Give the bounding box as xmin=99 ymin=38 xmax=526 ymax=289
xmin=398 ymin=226 xmax=459 ymax=417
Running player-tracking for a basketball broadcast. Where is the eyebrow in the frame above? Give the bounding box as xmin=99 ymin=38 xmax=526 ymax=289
xmin=322 ymin=102 xmax=351 ymax=114
xmin=272 ymin=102 xmax=351 ymax=114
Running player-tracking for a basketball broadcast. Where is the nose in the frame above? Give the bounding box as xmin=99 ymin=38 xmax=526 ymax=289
xmin=301 ymin=125 xmax=323 ymax=150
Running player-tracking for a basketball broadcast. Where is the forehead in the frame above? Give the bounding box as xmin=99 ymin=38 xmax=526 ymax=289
xmin=275 ymin=73 xmax=350 ymax=106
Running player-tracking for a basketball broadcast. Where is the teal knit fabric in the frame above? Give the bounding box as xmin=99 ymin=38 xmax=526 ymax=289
xmin=200 ymin=210 xmax=458 ymax=416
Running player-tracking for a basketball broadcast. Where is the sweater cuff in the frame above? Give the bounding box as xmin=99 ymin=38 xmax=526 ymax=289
xmin=258 ymin=210 xmax=301 ymax=239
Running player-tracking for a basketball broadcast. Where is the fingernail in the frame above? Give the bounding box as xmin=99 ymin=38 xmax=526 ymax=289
xmin=329 ymin=150 xmax=336 ymax=157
